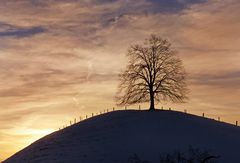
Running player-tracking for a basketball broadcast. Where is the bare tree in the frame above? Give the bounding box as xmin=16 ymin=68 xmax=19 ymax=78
xmin=116 ymin=35 xmax=188 ymax=110
xmin=127 ymin=146 xmax=220 ymax=163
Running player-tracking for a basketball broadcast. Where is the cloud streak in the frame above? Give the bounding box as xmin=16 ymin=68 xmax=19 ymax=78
xmin=0 ymin=23 xmax=45 ymax=38
xmin=0 ymin=0 xmax=240 ymax=161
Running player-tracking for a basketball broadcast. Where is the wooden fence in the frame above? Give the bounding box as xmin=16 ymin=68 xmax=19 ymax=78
xmin=58 ymin=106 xmax=239 ymax=130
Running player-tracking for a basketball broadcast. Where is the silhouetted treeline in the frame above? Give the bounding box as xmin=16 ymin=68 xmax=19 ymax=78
xmin=128 ymin=146 xmax=220 ymax=163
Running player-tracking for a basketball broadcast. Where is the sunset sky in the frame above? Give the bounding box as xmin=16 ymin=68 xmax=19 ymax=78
xmin=0 ymin=0 xmax=240 ymax=161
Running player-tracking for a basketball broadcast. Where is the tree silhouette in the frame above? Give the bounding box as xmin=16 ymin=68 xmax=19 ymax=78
xmin=116 ymin=35 xmax=188 ymax=110
xmin=128 ymin=146 xmax=220 ymax=163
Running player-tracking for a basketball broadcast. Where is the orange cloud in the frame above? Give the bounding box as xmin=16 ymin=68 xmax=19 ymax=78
xmin=0 ymin=0 xmax=240 ymax=161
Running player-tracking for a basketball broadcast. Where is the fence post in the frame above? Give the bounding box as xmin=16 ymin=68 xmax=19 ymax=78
xmin=70 ymin=121 xmax=72 ymax=125
xmin=169 ymin=107 xmax=171 ymax=111
xmin=218 ymin=117 xmax=220 ymax=121
xmin=236 ymin=121 xmax=238 ymax=126
xmin=184 ymin=109 xmax=187 ymax=113
xmin=86 ymin=115 xmax=88 ymax=119
xmin=113 ymin=107 xmax=115 ymax=111
xmin=202 ymin=113 xmax=205 ymax=117
xmin=139 ymin=105 xmax=141 ymax=110
xmin=161 ymin=106 xmax=163 ymax=110
xmin=74 ymin=118 xmax=76 ymax=124
xmin=92 ymin=113 xmax=94 ymax=117
xmin=125 ymin=106 xmax=127 ymax=110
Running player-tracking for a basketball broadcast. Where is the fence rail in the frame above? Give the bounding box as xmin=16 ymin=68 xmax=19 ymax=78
xmin=58 ymin=106 xmax=239 ymax=130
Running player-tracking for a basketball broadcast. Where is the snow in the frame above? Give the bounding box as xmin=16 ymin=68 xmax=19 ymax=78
xmin=3 ymin=110 xmax=240 ymax=163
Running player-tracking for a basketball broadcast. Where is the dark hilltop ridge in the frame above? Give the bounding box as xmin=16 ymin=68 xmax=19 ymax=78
xmin=4 ymin=110 xmax=240 ymax=163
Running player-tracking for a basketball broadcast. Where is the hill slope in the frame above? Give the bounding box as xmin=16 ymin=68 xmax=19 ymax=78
xmin=3 ymin=110 xmax=240 ymax=163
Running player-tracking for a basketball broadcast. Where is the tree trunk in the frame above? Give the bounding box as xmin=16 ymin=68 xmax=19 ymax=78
xmin=149 ymin=91 xmax=155 ymax=111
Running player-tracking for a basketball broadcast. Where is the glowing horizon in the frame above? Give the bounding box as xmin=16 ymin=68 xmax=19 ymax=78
xmin=0 ymin=0 xmax=240 ymax=161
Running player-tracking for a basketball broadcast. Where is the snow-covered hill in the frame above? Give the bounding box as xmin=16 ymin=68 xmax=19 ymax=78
xmin=3 ymin=110 xmax=240 ymax=163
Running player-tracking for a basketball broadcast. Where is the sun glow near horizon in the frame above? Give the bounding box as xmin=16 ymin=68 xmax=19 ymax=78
xmin=0 ymin=0 xmax=240 ymax=161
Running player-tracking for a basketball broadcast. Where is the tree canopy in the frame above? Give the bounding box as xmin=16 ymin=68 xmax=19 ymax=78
xmin=116 ymin=35 xmax=188 ymax=110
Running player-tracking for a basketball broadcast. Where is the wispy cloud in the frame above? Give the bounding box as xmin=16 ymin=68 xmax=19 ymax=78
xmin=190 ymin=71 xmax=240 ymax=89
xmin=0 ymin=0 xmax=240 ymax=161
xmin=0 ymin=23 xmax=45 ymax=38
